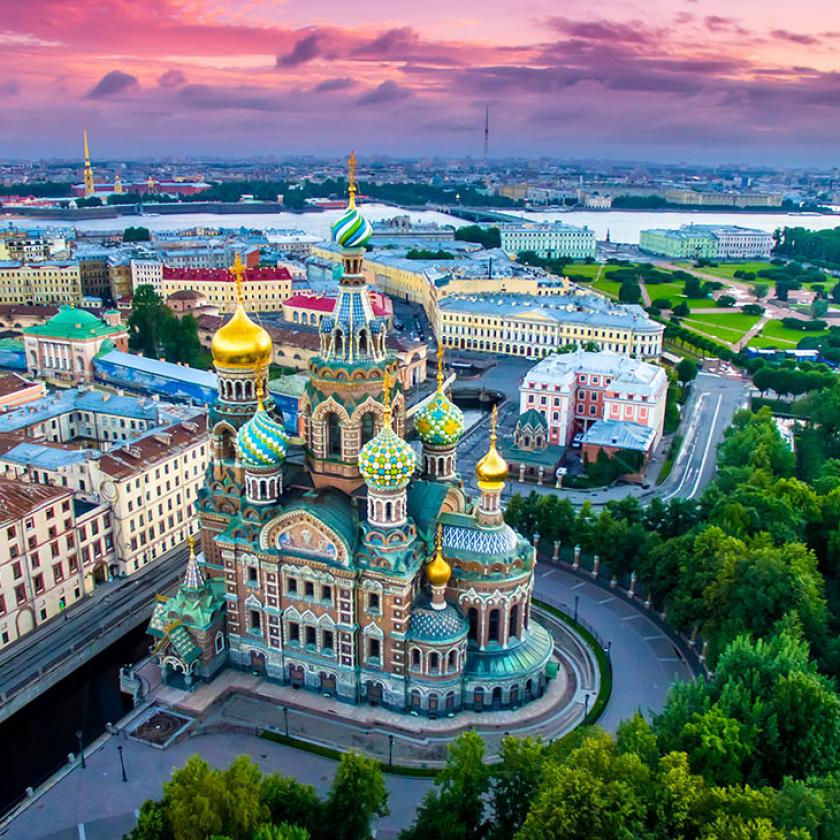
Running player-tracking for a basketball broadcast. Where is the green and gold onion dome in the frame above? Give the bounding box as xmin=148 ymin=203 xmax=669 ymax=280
xmin=236 ymin=382 xmax=289 ymax=469
xmin=331 ymin=150 xmax=373 ymax=250
xmin=414 ymin=347 xmax=464 ymax=447
xmin=359 ymin=375 xmax=417 ymax=492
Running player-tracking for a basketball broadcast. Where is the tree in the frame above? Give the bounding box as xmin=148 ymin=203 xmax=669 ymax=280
xmin=323 ymin=752 xmax=388 ymax=840
xmin=754 ymin=282 xmax=770 ymax=300
xmin=124 ymin=225 xmax=151 ymax=242
xmin=401 ymin=731 xmax=489 ymax=840
xmin=129 ymin=284 xmax=170 ymax=358
xmin=676 ymin=358 xmax=698 ymax=385
xmin=489 ymin=736 xmax=545 ymax=839
xmin=813 ymin=298 xmax=829 ymax=318
xmin=454 ymin=225 xmax=500 ymax=249
xmin=672 ymin=301 xmax=690 ymax=317
xmin=261 ymin=774 xmax=321 ymax=837
xmin=254 ymin=826 xmax=310 ymax=840
xmin=220 ymin=755 xmax=270 ymax=839
xmin=162 ymin=756 xmax=228 ymax=840
xmin=126 ymin=800 xmax=172 ymax=840
xmin=618 ymin=281 xmax=642 ymax=304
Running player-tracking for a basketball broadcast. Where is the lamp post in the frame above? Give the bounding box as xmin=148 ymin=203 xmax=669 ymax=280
xmin=606 ymin=640 xmax=612 ymax=662
xmin=583 ymin=693 xmax=590 ymax=720
xmin=75 ymin=731 xmax=85 ymax=770
xmin=117 ymin=745 xmax=127 ymax=782
xmin=573 ymin=595 xmax=579 ymax=624
xmin=283 ymin=706 xmax=289 ymax=738
xmin=388 ymin=734 xmax=394 ymax=768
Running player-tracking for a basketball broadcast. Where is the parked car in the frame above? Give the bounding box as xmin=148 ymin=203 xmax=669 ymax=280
xmin=572 ymin=433 xmax=584 ymax=448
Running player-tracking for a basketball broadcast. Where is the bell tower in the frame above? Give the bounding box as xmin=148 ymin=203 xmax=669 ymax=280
xmin=83 ymin=129 xmax=95 ymax=198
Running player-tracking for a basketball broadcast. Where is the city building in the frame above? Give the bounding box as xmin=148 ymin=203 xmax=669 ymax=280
xmin=0 ymin=227 xmax=73 ymax=262
xmin=499 ymin=410 xmax=565 ymax=485
xmin=0 ymin=480 xmax=115 ymax=647
xmin=23 ymin=306 xmax=128 ymax=385
xmin=281 ymin=290 xmax=393 ymax=330
xmin=0 ymin=261 xmax=84 ymax=306
xmin=160 ymin=266 xmax=293 ymax=314
xmin=91 ymin=418 xmax=208 ymax=575
xmin=518 ymin=349 xmax=668 ymax=446
xmin=438 ymin=294 xmax=664 ymax=360
xmin=639 ymin=225 xmax=774 ymax=260
xmin=130 ymin=258 xmax=164 ymax=294
xmin=499 ymin=222 xmax=597 ymax=259
xmin=0 ymin=373 xmax=46 ymax=410
xmin=664 ymin=189 xmax=783 ymax=208
xmin=149 ymin=171 xmax=554 ymax=714
xmin=107 ymin=253 xmax=133 ymax=300
xmin=580 ymin=420 xmax=657 ymax=476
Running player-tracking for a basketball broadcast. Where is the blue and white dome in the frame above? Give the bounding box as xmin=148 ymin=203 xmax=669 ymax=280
xmin=236 ymin=408 xmax=289 ymax=469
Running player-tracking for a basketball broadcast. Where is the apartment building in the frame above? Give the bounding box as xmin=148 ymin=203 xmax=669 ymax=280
xmin=0 ymin=481 xmax=114 ymax=647
xmin=0 ymin=261 xmax=84 ymax=306
xmin=499 ymin=222 xmax=597 ymax=259
xmin=160 ymin=266 xmax=293 ymax=313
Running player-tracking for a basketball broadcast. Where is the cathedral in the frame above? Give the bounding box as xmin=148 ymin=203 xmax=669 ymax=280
xmin=148 ymin=157 xmax=554 ymax=715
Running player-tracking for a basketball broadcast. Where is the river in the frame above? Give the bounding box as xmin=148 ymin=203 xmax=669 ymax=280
xmin=0 ymin=625 xmax=147 ymax=815
xmin=4 ymin=204 xmax=838 ymax=245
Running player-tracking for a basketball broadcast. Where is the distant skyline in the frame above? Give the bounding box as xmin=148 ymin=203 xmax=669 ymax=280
xmin=1 ymin=1 xmax=840 ymax=165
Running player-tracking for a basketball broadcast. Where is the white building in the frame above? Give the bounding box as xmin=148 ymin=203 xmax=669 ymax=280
xmin=706 ymin=226 xmax=774 ymax=260
xmin=519 ymin=349 xmax=668 ymax=446
xmin=130 ymin=258 xmax=163 ymax=294
xmin=499 ymin=222 xmax=596 ymax=260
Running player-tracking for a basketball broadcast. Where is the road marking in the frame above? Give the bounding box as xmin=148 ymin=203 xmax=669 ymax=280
xmin=540 ymin=569 xmax=557 ymax=578
xmin=688 ymin=392 xmax=723 ymax=499
xmin=643 ymin=634 xmax=665 ymax=641
xmin=570 ymin=582 xmax=586 ymax=590
xmin=622 ymin=614 xmax=644 ymax=621
xmin=78 ymin=824 xmax=87 ymax=840
xmin=659 ymin=657 xmax=681 ymax=662
xmin=597 ymin=596 xmax=615 ymax=605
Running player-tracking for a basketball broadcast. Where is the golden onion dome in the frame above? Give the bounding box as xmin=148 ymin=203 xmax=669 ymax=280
xmin=426 ymin=525 xmax=452 ymax=587
xmin=211 ymin=304 xmax=273 ymax=369
xmin=476 ymin=405 xmax=509 ymax=489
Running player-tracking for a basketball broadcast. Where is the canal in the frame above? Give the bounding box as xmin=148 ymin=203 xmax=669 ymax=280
xmin=0 ymin=624 xmax=148 ymax=815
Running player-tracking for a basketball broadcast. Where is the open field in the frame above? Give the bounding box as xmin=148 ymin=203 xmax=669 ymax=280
xmin=681 ymin=312 xmax=761 ymax=344
xmin=747 ymin=319 xmax=829 ymax=348
xmin=674 ymin=261 xmax=775 ymax=280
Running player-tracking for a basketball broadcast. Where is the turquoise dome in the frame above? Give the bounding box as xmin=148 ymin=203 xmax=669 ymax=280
xmin=332 ymin=204 xmax=373 ymax=249
xmin=359 ymin=424 xmax=416 ymax=492
xmin=236 ymin=408 xmax=289 ymax=468
xmin=414 ymin=390 xmax=464 ymax=447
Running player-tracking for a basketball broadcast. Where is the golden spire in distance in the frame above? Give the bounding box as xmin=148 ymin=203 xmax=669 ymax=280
xmin=382 ymin=370 xmax=392 ymax=426
xmin=83 ymin=129 xmax=95 ymax=197
xmin=187 ymin=532 xmax=195 ymax=557
xmin=231 ymin=252 xmax=246 ymax=304
xmin=256 ymin=368 xmax=265 ymax=411
xmin=347 ymin=150 xmax=357 ymax=208
xmin=436 ymin=344 xmax=444 ymax=390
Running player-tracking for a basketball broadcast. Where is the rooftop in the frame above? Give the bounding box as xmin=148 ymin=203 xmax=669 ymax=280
xmin=582 ymin=419 xmax=656 ymax=452
xmin=525 ymin=349 xmax=666 ymax=394
xmin=0 ymin=478 xmax=71 ymax=523
xmin=0 ymin=372 xmax=41 ymax=398
xmin=24 ymin=307 xmax=124 ymax=340
xmin=162 ymin=266 xmax=292 ymax=283
xmin=0 ymin=440 xmax=93 ymax=470
xmin=95 ymin=351 xmax=218 ymax=390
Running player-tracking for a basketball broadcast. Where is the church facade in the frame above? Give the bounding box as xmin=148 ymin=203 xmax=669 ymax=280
xmin=149 ymin=158 xmax=554 ymax=715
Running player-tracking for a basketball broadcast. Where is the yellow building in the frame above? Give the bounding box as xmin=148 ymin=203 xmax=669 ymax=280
xmin=0 ymin=261 xmax=84 ymax=306
xmin=437 ymin=293 xmax=664 ymax=359
xmin=160 ymin=266 xmax=293 ymax=313
xmin=107 ymin=255 xmax=133 ymax=301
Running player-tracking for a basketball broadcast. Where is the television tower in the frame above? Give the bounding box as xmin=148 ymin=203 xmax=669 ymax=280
xmin=483 ymin=106 xmax=490 ymax=159
xmin=82 ymin=129 xmax=95 ymax=197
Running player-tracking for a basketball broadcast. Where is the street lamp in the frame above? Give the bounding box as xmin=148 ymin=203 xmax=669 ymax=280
xmin=573 ymin=595 xmax=579 ymax=624
xmin=117 ymin=745 xmax=127 ymax=782
xmin=283 ymin=706 xmax=289 ymax=738
xmin=606 ymin=640 xmax=612 ymax=662
xmin=388 ymin=734 xmax=394 ymax=768
xmin=583 ymin=693 xmax=590 ymax=720
xmin=75 ymin=730 xmax=86 ymax=769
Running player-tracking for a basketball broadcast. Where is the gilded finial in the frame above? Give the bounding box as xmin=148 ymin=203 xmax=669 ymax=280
xmin=426 ymin=522 xmax=452 ymax=589
xmin=491 ymin=403 xmax=498 ymax=445
xmin=435 ymin=522 xmax=443 ymax=554
xmin=187 ymin=532 xmax=195 ymax=558
xmin=256 ymin=369 xmax=265 ymax=411
xmin=382 ymin=370 xmax=392 ymax=426
xmin=436 ymin=344 xmax=444 ymax=390
xmin=348 ymin=150 xmax=357 ymax=207
xmin=231 ymin=252 xmax=246 ymax=305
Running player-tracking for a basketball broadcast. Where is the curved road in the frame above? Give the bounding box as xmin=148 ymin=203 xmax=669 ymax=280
xmin=534 ymin=566 xmax=694 ymax=731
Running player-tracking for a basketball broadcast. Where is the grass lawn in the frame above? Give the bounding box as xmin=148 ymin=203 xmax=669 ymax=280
xmin=645 ymin=281 xmax=720 ymax=310
xmin=747 ymin=319 xmax=829 ymax=348
xmin=563 ymin=262 xmax=603 ymax=279
xmin=681 ymin=312 xmax=761 ymax=343
xmin=591 ymin=277 xmax=623 ymax=297
xmin=674 ymin=261 xmax=776 ymax=281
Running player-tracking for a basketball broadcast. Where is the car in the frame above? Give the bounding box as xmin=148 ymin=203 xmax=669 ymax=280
xmin=572 ymin=433 xmax=583 ymax=448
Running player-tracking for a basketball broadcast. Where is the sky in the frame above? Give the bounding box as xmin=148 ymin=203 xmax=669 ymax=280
xmin=1 ymin=0 xmax=840 ymax=165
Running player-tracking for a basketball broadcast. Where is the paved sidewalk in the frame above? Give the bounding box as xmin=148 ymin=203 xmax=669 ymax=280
xmin=3 ymin=732 xmax=432 ymax=840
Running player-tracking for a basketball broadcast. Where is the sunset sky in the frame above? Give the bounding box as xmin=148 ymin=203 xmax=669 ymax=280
xmin=1 ymin=0 xmax=839 ymax=164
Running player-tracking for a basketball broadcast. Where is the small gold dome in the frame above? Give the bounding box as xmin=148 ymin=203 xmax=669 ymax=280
xmin=476 ymin=445 xmax=509 ymax=489
xmin=426 ymin=534 xmax=452 ymax=587
xmin=476 ymin=404 xmax=509 ymax=489
xmin=211 ymin=304 xmax=272 ymax=370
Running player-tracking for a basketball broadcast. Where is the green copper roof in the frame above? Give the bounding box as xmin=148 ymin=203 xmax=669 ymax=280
xmin=407 ymin=596 xmax=468 ymax=642
xmin=464 ymin=622 xmax=553 ymax=678
xmin=407 ymin=480 xmax=449 ymax=536
xmin=168 ymin=623 xmax=202 ymax=664
xmin=24 ymin=306 xmax=122 ymax=340
xmin=517 ymin=409 xmax=548 ymax=431
xmin=280 ymin=489 xmax=358 ymax=560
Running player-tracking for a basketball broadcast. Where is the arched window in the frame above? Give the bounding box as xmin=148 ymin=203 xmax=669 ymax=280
xmin=509 ymin=604 xmax=519 ymax=641
xmin=430 ymin=652 xmax=439 ymax=673
xmin=358 ymin=329 xmax=369 ymax=355
xmin=447 ymin=650 xmax=457 ymax=671
xmin=385 ymin=501 xmax=393 ymax=520
xmin=411 ymin=648 xmax=420 ymax=668
xmin=326 ymin=413 xmax=341 ymax=456
xmin=467 ymin=607 xmax=478 ymax=642
xmin=360 ymin=412 xmax=376 ymax=446
xmin=334 ymin=331 xmax=344 ymax=356
xmin=488 ymin=609 xmax=500 ymax=643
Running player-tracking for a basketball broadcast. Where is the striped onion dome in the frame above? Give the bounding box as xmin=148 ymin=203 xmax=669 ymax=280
xmin=331 ymin=204 xmax=373 ymax=249
xmin=359 ymin=424 xmax=416 ymax=492
xmin=414 ymin=390 xmax=464 ymax=447
xmin=236 ymin=407 xmax=289 ymax=469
